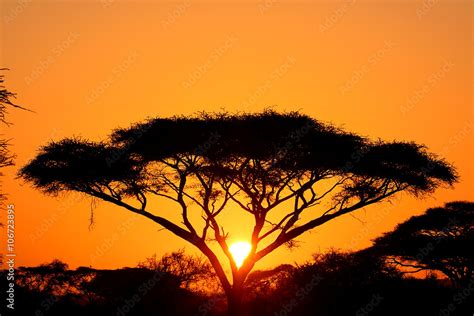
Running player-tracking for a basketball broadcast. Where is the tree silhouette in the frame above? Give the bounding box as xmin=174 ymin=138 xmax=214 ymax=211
xmin=14 ymin=258 xmax=208 ymax=316
xmin=0 ymin=70 xmax=16 ymax=203
xmin=19 ymin=111 xmax=457 ymax=315
xmin=372 ymin=201 xmax=474 ymax=288
xmin=138 ymin=249 xmax=218 ymax=292
xmin=255 ymin=249 xmax=460 ymax=316
xmin=0 ymin=69 xmax=31 ymax=203
xmin=0 ymin=69 xmax=18 ymax=124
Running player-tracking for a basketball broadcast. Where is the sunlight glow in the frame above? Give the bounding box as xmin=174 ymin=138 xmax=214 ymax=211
xmin=229 ymin=241 xmax=251 ymax=268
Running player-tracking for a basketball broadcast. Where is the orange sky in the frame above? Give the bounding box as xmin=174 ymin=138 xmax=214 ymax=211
xmin=0 ymin=0 xmax=472 ymax=272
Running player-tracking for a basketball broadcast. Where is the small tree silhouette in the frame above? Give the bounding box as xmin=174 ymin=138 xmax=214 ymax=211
xmin=372 ymin=201 xmax=473 ymax=288
xmin=0 ymin=69 xmax=31 ymax=203
xmin=20 ymin=111 xmax=457 ymax=315
xmin=0 ymin=70 xmax=17 ymax=202
xmin=138 ymin=249 xmax=217 ymax=291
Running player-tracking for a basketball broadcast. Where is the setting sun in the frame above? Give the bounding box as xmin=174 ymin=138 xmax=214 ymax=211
xmin=229 ymin=241 xmax=252 ymax=268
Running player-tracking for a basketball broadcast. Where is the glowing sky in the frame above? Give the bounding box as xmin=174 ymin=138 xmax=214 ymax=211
xmin=0 ymin=0 xmax=472 ymax=271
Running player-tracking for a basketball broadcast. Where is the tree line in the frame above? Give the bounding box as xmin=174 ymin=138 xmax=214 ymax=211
xmin=3 ymin=201 xmax=472 ymax=316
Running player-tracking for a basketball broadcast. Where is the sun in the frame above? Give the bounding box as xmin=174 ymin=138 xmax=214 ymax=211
xmin=229 ymin=241 xmax=251 ymax=268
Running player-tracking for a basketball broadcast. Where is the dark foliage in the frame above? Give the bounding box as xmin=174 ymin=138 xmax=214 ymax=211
xmin=6 ymin=253 xmax=215 ymax=316
xmin=246 ymin=250 xmax=472 ymax=316
xmin=6 ymin=250 xmax=473 ymax=316
xmin=18 ymin=111 xmax=458 ymax=316
xmin=21 ymin=111 xmax=456 ymax=196
xmin=372 ymin=201 xmax=474 ymax=287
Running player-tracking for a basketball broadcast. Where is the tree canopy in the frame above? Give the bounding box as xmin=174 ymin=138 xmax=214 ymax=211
xmin=20 ymin=110 xmax=457 ymax=315
xmin=371 ymin=201 xmax=473 ymax=287
xmin=22 ymin=112 xmax=455 ymax=194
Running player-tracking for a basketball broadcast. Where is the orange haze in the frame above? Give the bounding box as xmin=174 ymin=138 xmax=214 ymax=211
xmin=0 ymin=0 xmax=472 ymax=271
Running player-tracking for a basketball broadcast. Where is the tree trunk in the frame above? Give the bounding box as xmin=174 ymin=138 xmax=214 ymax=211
xmin=226 ymin=258 xmax=256 ymax=316
xmin=227 ymin=286 xmax=245 ymax=316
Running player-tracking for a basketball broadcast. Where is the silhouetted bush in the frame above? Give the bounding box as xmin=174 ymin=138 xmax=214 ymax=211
xmin=247 ymin=249 xmax=472 ymax=316
xmin=5 ymin=248 xmax=473 ymax=316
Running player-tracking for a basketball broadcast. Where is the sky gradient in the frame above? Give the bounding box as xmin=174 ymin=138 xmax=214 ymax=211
xmin=0 ymin=0 xmax=472 ymax=271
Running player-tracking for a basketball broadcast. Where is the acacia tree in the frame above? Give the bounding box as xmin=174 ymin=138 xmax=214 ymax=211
xmin=20 ymin=111 xmax=456 ymax=315
xmin=372 ymin=201 xmax=473 ymax=288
